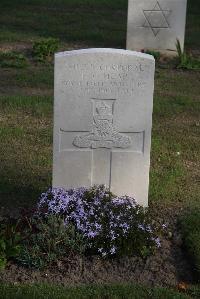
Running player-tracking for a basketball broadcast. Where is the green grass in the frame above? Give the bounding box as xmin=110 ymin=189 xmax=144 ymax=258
xmin=0 ymin=283 xmax=196 ymax=299
xmin=0 ymin=1 xmax=199 ymax=212
xmin=0 ymin=51 xmax=27 ymax=68
xmin=0 ymin=0 xmax=199 ymax=295
xmin=0 ymin=65 xmax=54 ymax=95
xmin=0 ymin=0 xmax=128 ymax=47
xmin=149 ymin=68 xmax=200 ymax=204
xmin=0 ymin=96 xmax=52 ymax=209
xmin=0 ymin=67 xmax=199 ymax=211
xmin=179 ymin=208 xmax=200 ymax=279
xmin=0 ymin=0 xmax=199 ymax=50
xmin=0 ymin=95 xmax=52 ymax=114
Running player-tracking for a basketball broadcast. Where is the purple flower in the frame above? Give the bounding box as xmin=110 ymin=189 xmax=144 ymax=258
xmin=37 ymin=185 xmax=160 ymax=258
xmin=146 ymin=225 xmax=153 ymax=233
xmin=138 ymin=224 xmax=145 ymax=231
xmin=110 ymin=246 xmax=116 ymax=255
xmin=152 ymin=237 xmax=161 ymax=248
xmin=87 ymin=231 xmax=98 ymax=238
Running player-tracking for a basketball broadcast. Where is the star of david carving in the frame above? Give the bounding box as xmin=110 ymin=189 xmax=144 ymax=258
xmin=142 ymin=1 xmax=171 ymax=36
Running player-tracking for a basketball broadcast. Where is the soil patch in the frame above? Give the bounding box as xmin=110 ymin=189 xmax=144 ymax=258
xmin=0 ymin=42 xmax=32 ymax=53
xmin=0 ymin=204 xmax=194 ymax=288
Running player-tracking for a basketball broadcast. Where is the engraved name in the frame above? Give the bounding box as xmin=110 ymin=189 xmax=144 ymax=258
xmin=63 ymin=62 xmax=150 ymax=95
xmin=67 ymin=63 xmax=146 ymax=72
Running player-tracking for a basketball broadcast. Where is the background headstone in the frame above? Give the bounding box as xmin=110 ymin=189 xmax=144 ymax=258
xmin=53 ymin=49 xmax=155 ymax=206
xmin=127 ymin=0 xmax=187 ymax=54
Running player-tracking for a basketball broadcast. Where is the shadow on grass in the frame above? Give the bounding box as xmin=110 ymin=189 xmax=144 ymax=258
xmin=0 ymin=180 xmax=42 ymax=214
xmin=0 ymin=0 xmax=128 ymax=47
xmin=0 ymin=0 xmax=199 ymax=50
xmin=0 ymin=159 xmax=52 ymax=213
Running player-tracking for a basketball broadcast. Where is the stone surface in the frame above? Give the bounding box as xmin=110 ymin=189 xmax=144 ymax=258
xmin=53 ymin=48 xmax=155 ymax=206
xmin=127 ymin=0 xmax=187 ymax=53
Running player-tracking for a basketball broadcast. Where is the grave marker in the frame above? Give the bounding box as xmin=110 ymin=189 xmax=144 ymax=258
xmin=53 ymin=49 xmax=155 ymax=206
xmin=127 ymin=0 xmax=187 ymax=54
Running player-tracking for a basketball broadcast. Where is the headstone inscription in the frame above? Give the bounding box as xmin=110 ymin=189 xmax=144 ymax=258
xmin=53 ymin=49 xmax=155 ymax=206
xmin=127 ymin=0 xmax=187 ymax=54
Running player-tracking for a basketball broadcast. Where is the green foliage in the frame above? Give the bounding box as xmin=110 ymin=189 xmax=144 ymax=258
xmin=0 ymin=51 xmax=27 ymax=68
xmin=0 ymin=96 xmax=53 ymax=117
xmin=0 ymin=182 xmax=162 ymax=271
xmin=32 ymin=38 xmax=59 ymax=62
xmin=179 ymin=208 xmax=200 ymax=279
xmin=0 ymin=1 xmax=127 ymax=47
xmin=176 ymin=39 xmax=200 ymax=70
xmin=37 ymin=186 xmax=162 ymax=261
xmin=0 ymin=219 xmax=22 ymax=269
xmin=18 ymin=215 xmax=86 ymax=269
xmin=187 ymin=285 xmax=200 ymax=299
xmin=0 ymin=283 xmax=193 ymax=299
xmin=144 ymin=50 xmax=161 ymax=61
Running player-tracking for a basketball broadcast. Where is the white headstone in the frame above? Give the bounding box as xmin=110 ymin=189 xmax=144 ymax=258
xmin=127 ymin=0 xmax=187 ymax=53
xmin=53 ymin=48 xmax=155 ymax=206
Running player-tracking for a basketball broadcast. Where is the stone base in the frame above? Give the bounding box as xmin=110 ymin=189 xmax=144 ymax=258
xmin=144 ymin=48 xmax=178 ymax=57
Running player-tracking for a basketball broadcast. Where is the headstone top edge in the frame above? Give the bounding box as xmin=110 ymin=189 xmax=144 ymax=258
xmin=55 ymin=48 xmax=155 ymax=61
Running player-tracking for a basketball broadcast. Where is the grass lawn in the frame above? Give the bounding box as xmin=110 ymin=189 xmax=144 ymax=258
xmin=1 ymin=283 xmax=200 ymax=299
xmin=0 ymin=0 xmax=128 ymax=48
xmin=0 ymin=0 xmax=199 ymax=297
xmin=0 ymin=1 xmax=199 ymax=211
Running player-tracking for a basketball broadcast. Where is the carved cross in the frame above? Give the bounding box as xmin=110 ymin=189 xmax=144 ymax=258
xmin=59 ymin=98 xmax=144 ymax=188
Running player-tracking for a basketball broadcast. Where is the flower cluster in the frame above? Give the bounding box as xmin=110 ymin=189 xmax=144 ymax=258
xmin=37 ymin=185 xmax=160 ymax=258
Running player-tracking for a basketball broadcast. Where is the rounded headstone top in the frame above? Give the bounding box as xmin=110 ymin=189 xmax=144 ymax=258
xmin=55 ymin=48 xmax=155 ymax=61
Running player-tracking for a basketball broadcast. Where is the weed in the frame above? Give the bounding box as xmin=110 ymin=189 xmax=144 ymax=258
xmin=0 ymin=219 xmax=22 ymax=269
xmin=0 ymin=51 xmax=27 ymax=68
xmin=144 ymin=50 xmax=161 ymax=61
xmin=32 ymin=38 xmax=59 ymax=62
xmin=176 ymin=39 xmax=200 ymax=70
xmin=18 ymin=215 xmax=86 ymax=269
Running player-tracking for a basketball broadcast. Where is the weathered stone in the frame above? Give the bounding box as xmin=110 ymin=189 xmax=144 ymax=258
xmin=53 ymin=48 xmax=155 ymax=206
xmin=127 ymin=0 xmax=187 ymax=54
